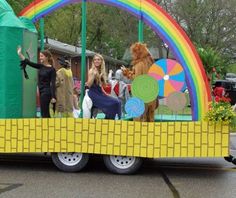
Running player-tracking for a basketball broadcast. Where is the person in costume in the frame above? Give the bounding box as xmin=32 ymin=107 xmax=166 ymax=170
xmin=122 ymin=42 xmax=158 ymax=122
xmin=108 ymin=69 xmax=130 ymax=117
xmin=17 ymin=46 xmax=56 ymax=118
xmin=83 ymin=54 xmax=121 ymax=119
xmin=55 ymin=57 xmax=74 ymax=117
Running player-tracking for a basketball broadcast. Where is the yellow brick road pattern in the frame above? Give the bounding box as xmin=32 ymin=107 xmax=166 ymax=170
xmin=0 ymin=118 xmax=229 ymax=157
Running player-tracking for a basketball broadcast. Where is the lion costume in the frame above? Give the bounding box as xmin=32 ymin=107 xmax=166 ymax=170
xmin=123 ymin=42 xmax=158 ymax=122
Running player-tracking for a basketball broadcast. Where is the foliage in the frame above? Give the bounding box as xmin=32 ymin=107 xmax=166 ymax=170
xmin=7 ymin=0 xmax=236 ymax=69
xmin=197 ymin=46 xmax=226 ymax=76
xmin=205 ymin=101 xmax=236 ymax=124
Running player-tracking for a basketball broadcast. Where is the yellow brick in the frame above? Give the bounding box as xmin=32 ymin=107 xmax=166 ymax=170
xmin=141 ymin=135 xmax=147 ymax=147
xmin=6 ymin=130 xmax=11 ymax=140
xmin=189 ymin=133 xmax=194 ymax=144
xmin=134 ymin=122 xmax=141 ymax=132
xmin=101 ymin=146 xmax=107 ymax=154
xmin=167 ymin=148 xmax=173 ymax=157
xmin=114 ymin=135 xmax=121 ymax=146
xmin=55 ymin=119 xmax=61 ymax=130
xmin=153 ymin=149 xmax=160 ymax=157
xmin=29 ymin=131 xmax=36 ymax=141
xmin=175 ymin=122 xmax=181 ymax=131
xmin=161 ymin=145 xmax=167 ymax=157
xmin=147 ymin=147 xmax=153 ymax=158
xmin=89 ymin=123 xmax=95 ymax=134
xmin=195 ymin=134 xmax=201 ymax=147
xmin=140 ymin=148 xmax=147 ymax=157
xmin=174 ymin=144 xmax=180 ymax=156
xmin=113 ymin=146 xmax=120 ymax=154
xmin=132 ymin=145 xmax=139 ymax=156
xmin=127 ymin=147 xmax=133 ymax=156
xmin=95 ymin=132 xmax=101 ymax=143
xmin=215 ymin=145 xmax=222 ymax=156
xmin=42 ymin=142 xmax=48 ymax=151
xmin=42 ymin=119 xmax=48 ymax=129
xmin=55 ymin=131 xmax=61 ymax=141
xmin=222 ymin=134 xmax=229 ymax=147
xmin=54 ymin=143 xmax=61 ymax=151
xmin=181 ymin=124 xmax=188 ymax=133
xmin=154 ymin=136 xmax=160 ymax=147
xmin=94 ymin=144 xmax=100 ymax=153
xmin=12 ymin=126 xmax=17 ymax=138
xmin=208 ymin=148 xmax=215 ymax=156
xmin=17 ymin=141 xmax=23 ymax=152
xmin=148 ymin=133 xmax=154 ymax=145
xmin=202 ymin=121 xmax=208 ymax=132
xmin=88 ymin=145 xmax=94 ymax=153
xmin=11 ymin=139 xmax=17 ymax=149
xmin=23 ymin=127 xmax=29 ymax=139
xmin=222 ymin=125 xmax=229 ymax=134
xmin=168 ymin=136 xmax=174 ymax=148
xmin=181 ymin=148 xmax=187 ymax=157
xmin=48 ymin=141 xmax=54 ymax=150
xmin=222 ymin=148 xmax=229 ymax=156
xmin=208 ymin=134 xmax=215 ymax=147
xmin=175 ymin=133 xmax=181 ymax=143
xmin=18 ymin=130 xmax=23 ymax=140
xmin=128 ymin=125 xmax=134 ymax=135
xmin=161 ymin=133 xmax=167 ymax=145
xmin=120 ymin=145 xmax=127 ymax=155
xmin=29 ymin=142 xmax=36 ymax=152
xmin=18 ymin=119 xmax=23 ymax=129
xmin=108 ymin=133 xmax=114 ymax=144
xmin=195 ymin=148 xmax=201 ymax=157
xmin=82 ymin=132 xmax=88 ymax=142
xmin=188 ymin=122 xmax=194 ymax=132
xmin=89 ymin=134 xmax=95 ymax=145
xmin=115 ymin=124 xmax=121 ymax=135
xmin=36 ymin=140 xmax=41 ymax=149
xmin=168 ymin=125 xmax=174 ymax=135
xmin=121 ymin=121 xmax=128 ymax=132
xmin=195 ymin=125 xmax=201 ymax=133
xmin=102 ymin=125 xmax=108 ymax=134
xmin=67 ymin=118 xmax=75 ymax=130
xmin=201 ymin=145 xmax=208 ymax=157
xmin=148 ymin=122 xmax=154 ymax=132
xmin=161 ymin=122 xmax=168 ymax=132
xmin=43 ymin=130 xmax=49 ymax=142
xmin=95 ymin=119 xmax=102 ymax=131
xmin=68 ymin=131 xmax=74 ymax=143
xmin=202 ymin=133 xmax=208 ymax=144
xmin=82 ymin=119 xmax=89 ymax=130
xmin=5 ymin=141 xmax=11 ymax=152
xmin=187 ymin=144 xmax=194 ymax=157
xmin=215 ymin=133 xmax=221 ymax=144
xmin=48 ymin=128 xmax=54 ymax=140
xmin=121 ymin=132 xmax=127 ymax=144
xmin=134 ymin=133 xmax=140 ymax=144
xmin=101 ymin=135 xmax=107 ymax=146
xmin=108 ymin=121 xmax=115 ymax=133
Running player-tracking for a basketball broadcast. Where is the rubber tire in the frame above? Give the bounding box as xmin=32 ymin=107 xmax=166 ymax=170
xmin=51 ymin=152 xmax=89 ymax=172
xmin=103 ymin=155 xmax=143 ymax=175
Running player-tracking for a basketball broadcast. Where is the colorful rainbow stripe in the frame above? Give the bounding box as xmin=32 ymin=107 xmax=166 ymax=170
xmin=19 ymin=0 xmax=211 ymax=121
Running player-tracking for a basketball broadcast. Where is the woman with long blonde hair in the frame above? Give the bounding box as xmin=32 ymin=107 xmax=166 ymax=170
xmin=86 ymin=54 xmax=121 ymax=119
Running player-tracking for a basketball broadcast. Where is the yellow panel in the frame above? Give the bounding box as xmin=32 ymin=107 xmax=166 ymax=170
xmin=0 ymin=118 xmax=229 ymax=158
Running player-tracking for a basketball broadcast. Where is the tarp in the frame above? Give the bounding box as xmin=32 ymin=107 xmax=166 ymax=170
xmin=0 ymin=0 xmax=38 ymax=118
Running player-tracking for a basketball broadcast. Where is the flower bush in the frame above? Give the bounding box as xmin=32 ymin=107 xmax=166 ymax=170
xmin=205 ymin=101 xmax=236 ymax=124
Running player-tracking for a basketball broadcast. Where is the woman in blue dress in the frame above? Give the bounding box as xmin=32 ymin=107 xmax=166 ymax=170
xmin=86 ymin=54 xmax=121 ymax=119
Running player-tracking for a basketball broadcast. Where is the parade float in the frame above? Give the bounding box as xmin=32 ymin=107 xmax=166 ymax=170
xmin=0 ymin=0 xmax=234 ymax=174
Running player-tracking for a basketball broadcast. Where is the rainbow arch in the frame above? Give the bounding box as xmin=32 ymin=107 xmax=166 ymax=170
xmin=19 ymin=0 xmax=211 ymax=121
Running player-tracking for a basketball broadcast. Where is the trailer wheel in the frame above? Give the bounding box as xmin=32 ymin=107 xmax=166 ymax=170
xmin=51 ymin=152 xmax=89 ymax=172
xmin=103 ymin=155 xmax=143 ymax=174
